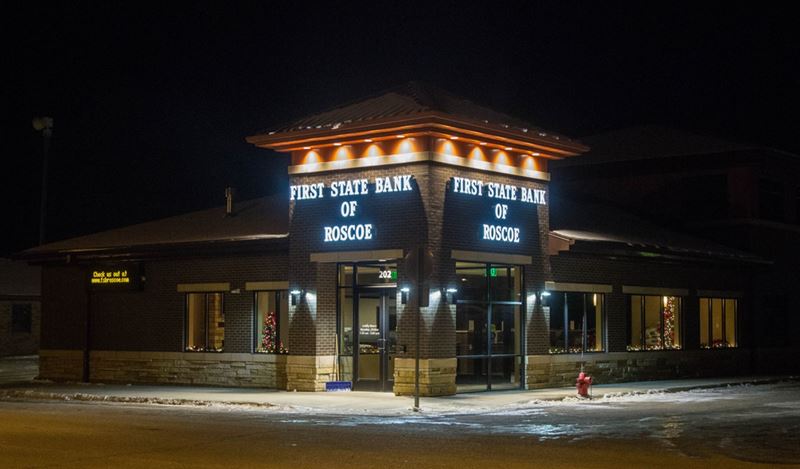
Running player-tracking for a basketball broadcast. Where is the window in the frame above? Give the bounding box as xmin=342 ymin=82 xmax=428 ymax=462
xmin=628 ymin=295 xmax=682 ymax=351
xmin=699 ymin=298 xmax=737 ymax=348
xmin=11 ymin=304 xmax=32 ymax=334
xmin=254 ymin=291 xmax=289 ymax=353
xmin=547 ymin=292 xmax=605 ymax=353
xmin=185 ymin=293 xmax=224 ymax=352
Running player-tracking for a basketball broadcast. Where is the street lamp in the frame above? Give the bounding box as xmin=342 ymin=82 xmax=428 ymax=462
xmin=32 ymin=116 xmax=53 ymax=245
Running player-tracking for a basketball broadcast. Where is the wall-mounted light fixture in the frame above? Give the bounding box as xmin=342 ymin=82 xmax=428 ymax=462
xmin=400 ymin=286 xmax=410 ymax=305
xmin=290 ymin=289 xmax=303 ymax=306
xmin=444 ymin=287 xmax=458 ymax=304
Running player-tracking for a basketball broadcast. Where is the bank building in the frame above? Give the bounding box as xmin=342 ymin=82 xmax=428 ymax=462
xmin=22 ymin=82 xmax=764 ymax=394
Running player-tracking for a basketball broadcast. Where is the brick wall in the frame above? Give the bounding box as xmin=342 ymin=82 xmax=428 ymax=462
xmin=287 ymin=157 xmax=551 ymax=362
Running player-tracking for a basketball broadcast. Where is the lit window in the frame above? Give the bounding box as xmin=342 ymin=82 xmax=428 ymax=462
xmin=254 ymin=291 xmax=289 ymax=353
xmin=628 ymin=295 xmax=681 ymax=351
xmin=185 ymin=293 xmax=224 ymax=352
xmin=699 ymin=298 xmax=737 ymax=348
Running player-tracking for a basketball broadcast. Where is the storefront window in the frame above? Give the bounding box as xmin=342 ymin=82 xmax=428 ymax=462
xmin=547 ymin=292 xmax=605 ymax=353
xmin=699 ymin=297 xmax=737 ymax=348
xmin=455 ymin=261 xmax=523 ymax=392
xmin=186 ymin=292 xmax=224 ymax=352
xmin=254 ymin=291 xmax=289 ymax=353
xmin=627 ymin=295 xmax=681 ymax=351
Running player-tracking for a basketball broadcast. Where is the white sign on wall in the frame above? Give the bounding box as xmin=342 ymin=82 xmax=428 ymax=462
xmin=450 ymin=176 xmax=546 ymax=244
xmin=290 ymin=175 xmax=414 ymax=243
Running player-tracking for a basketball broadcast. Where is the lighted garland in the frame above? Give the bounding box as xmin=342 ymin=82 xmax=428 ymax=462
xmin=260 ymin=311 xmax=287 ymax=354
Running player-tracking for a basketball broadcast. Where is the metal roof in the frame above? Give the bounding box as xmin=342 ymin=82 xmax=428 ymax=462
xmin=549 ymin=195 xmax=764 ymax=263
xmin=554 ymin=125 xmax=760 ymax=167
xmin=253 ymin=81 xmax=578 ymax=145
xmin=19 ymin=196 xmax=288 ymax=258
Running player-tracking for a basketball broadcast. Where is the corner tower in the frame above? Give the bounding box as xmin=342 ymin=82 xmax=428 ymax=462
xmin=248 ymin=82 xmax=587 ymax=394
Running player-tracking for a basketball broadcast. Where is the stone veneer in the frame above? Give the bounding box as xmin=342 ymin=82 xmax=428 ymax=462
xmin=285 ymin=355 xmax=335 ymax=391
xmin=39 ymin=349 xmax=83 ymax=381
xmin=39 ymin=349 xmax=287 ymax=388
xmin=526 ymin=349 xmax=752 ymax=389
xmin=393 ymin=358 xmax=457 ymax=396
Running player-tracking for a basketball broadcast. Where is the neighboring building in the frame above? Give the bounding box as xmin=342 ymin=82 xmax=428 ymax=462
xmin=0 ymin=258 xmax=41 ymax=356
xmin=18 ymin=84 xmax=774 ymax=394
xmin=551 ymin=125 xmax=800 ymax=353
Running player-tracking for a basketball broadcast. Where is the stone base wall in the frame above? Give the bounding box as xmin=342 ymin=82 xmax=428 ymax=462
xmin=39 ymin=349 xmax=83 ymax=381
xmin=38 ymin=349 xmax=287 ymax=388
xmin=90 ymin=351 xmax=287 ymax=388
xmin=394 ymin=358 xmax=457 ymax=396
xmin=526 ymin=349 xmax=752 ymax=389
xmin=286 ymin=355 xmax=335 ymax=391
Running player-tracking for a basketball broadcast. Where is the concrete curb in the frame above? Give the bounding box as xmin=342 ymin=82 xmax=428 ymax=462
xmin=0 ymin=376 xmax=796 ymax=414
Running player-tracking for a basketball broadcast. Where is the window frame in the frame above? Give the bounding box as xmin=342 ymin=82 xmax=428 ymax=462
xmin=627 ymin=295 xmax=683 ymax=351
xmin=11 ymin=303 xmax=33 ymax=334
xmin=699 ymin=297 xmax=738 ymax=348
xmin=547 ymin=292 xmax=606 ymax=354
xmin=184 ymin=292 xmax=225 ymax=352
xmin=253 ymin=290 xmax=289 ymax=354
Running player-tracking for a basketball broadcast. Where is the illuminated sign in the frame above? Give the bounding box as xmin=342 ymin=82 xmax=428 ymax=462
xmin=378 ymin=269 xmax=397 ymax=280
xmin=450 ymin=176 xmax=546 ymax=244
xmin=291 ymin=175 xmax=415 ymax=243
xmin=88 ymin=264 xmax=141 ymax=290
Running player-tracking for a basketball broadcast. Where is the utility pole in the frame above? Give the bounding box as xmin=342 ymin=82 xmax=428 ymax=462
xmin=33 ymin=116 xmax=53 ymax=245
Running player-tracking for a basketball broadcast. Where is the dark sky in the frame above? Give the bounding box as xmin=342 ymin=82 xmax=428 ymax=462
xmin=2 ymin=2 xmax=798 ymax=255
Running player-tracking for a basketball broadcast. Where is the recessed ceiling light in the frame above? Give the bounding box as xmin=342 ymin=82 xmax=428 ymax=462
xmin=504 ymin=147 xmax=512 ymax=151
xmin=479 ymin=142 xmax=487 ymax=146
xmin=397 ymin=134 xmax=405 ymax=138
xmin=532 ymin=152 xmax=540 ymax=156
xmin=334 ymin=142 xmax=342 ymax=146
xmin=450 ymin=136 xmax=459 ymax=140
xmin=303 ymin=146 xmax=311 ymax=150
xmin=364 ymin=139 xmax=373 ymax=143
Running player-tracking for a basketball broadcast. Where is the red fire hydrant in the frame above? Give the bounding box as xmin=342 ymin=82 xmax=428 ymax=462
xmin=576 ymin=371 xmax=593 ymax=398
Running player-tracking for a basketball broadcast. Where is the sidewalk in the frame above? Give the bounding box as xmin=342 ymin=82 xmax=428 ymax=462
xmin=0 ymin=375 xmax=788 ymax=415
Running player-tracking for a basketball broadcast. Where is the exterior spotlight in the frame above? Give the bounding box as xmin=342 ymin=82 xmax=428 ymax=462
xmin=541 ymin=291 xmax=551 ymax=297
xmin=400 ymin=286 xmax=410 ymax=304
xmin=290 ymin=289 xmax=303 ymax=306
xmin=444 ymin=287 xmax=458 ymax=304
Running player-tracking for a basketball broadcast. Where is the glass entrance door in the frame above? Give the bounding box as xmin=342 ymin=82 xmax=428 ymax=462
xmin=355 ymin=288 xmax=396 ymax=391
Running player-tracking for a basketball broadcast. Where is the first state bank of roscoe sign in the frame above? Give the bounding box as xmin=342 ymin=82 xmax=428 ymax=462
xmin=289 ymin=174 xmax=546 ymax=244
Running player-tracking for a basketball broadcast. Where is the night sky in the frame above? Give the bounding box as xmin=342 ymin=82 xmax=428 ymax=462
xmin=3 ymin=2 xmax=798 ymax=256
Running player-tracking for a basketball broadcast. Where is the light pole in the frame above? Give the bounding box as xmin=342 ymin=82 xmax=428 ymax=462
xmin=32 ymin=116 xmax=53 ymax=245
